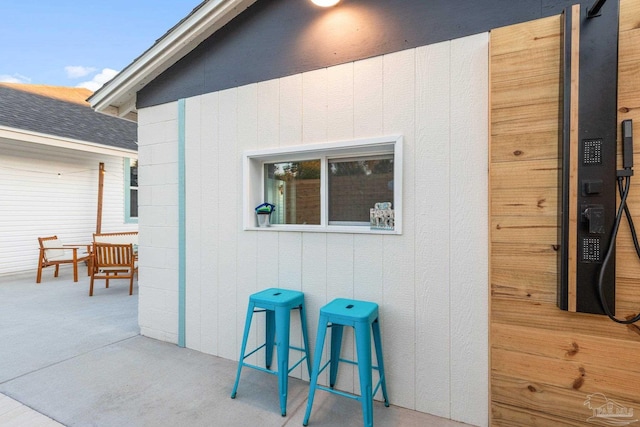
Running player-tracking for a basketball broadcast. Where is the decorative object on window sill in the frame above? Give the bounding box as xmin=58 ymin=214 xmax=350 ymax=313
xmin=370 ymin=202 xmax=394 ymax=231
xmin=255 ymin=203 xmax=276 ymax=228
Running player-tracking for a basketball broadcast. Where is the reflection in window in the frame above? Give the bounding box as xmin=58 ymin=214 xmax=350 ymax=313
xmin=125 ymin=158 xmax=138 ymax=222
xmin=328 ymin=157 xmax=394 ymax=224
xmin=264 ymin=160 xmax=321 ymax=225
xmin=129 ymin=159 xmax=138 ymax=218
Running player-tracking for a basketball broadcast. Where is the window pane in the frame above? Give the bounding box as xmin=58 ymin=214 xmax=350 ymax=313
xmin=264 ymin=160 xmax=321 ymax=225
xmin=329 ymin=158 xmax=394 ymax=223
xmin=130 ymin=159 xmax=138 ymax=187
xmin=130 ymin=189 xmax=138 ymax=218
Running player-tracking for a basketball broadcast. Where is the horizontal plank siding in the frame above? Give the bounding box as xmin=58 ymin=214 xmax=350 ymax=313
xmin=0 ymin=139 xmax=136 ymax=276
xmin=490 ymin=2 xmax=640 ymax=424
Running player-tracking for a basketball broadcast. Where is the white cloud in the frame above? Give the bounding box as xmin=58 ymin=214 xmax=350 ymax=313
xmin=65 ymin=65 xmax=96 ymax=79
xmin=76 ymin=68 xmax=119 ymax=92
xmin=0 ymin=73 xmax=31 ymax=84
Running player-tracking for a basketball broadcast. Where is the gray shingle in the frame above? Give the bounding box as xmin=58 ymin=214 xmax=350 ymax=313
xmin=0 ymin=86 xmax=137 ymax=151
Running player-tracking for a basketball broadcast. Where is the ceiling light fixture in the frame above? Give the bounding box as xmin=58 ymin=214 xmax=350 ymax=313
xmin=311 ymin=0 xmax=340 ymax=7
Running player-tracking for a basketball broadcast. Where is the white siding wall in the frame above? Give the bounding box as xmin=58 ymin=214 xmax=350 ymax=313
xmin=0 ymin=139 xmax=137 ymax=276
xmin=137 ymin=102 xmax=180 ymax=343
xmin=137 ymin=33 xmax=489 ymax=426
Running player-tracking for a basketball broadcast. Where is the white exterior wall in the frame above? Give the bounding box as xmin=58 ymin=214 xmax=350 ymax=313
xmin=137 ymin=33 xmax=489 ymax=426
xmin=137 ymin=102 xmax=181 ymax=343
xmin=0 ymin=139 xmax=137 ymax=276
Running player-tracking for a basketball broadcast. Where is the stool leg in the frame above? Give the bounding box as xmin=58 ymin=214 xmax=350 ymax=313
xmin=303 ymin=314 xmax=328 ymax=426
xmin=355 ymin=323 xmax=373 ymax=427
xmin=231 ymin=302 xmax=255 ymax=399
xmin=275 ymin=306 xmax=291 ymax=416
xmin=265 ymin=309 xmax=275 ymax=369
xmin=372 ymin=319 xmax=389 ymax=406
xmin=299 ymin=303 xmax=312 ymax=376
xmin=329 ymin=324 xmax=344 ymax=388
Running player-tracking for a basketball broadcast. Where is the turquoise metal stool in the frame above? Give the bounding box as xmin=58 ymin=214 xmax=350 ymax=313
xmin=231 ymin=288 xmax=311 ymax=416
xmin=303 ymin=298 xmax=389 ymax=427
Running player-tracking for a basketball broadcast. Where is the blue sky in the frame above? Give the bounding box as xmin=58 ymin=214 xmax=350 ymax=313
xmin=0 ymin=1 xmax=201 ymax=91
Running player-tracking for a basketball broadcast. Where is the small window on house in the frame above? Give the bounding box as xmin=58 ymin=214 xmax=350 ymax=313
xmin=244 ymin=136 xmax=402 ymax=234
xmin=125 ymin=158 xmax=138 ymax=222
xmin=264 ymin=160 xmax=321 ymax=225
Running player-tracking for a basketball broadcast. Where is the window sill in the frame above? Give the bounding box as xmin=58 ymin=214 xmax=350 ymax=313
xmin=244 ymin=225 xmax=401 ymax=235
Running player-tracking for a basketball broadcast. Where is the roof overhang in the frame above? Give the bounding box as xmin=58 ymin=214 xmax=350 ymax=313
xmin=0 ymin=126 xmax=137 ymax=158
xmin=89 ymin=0 xmax=257 ymax=119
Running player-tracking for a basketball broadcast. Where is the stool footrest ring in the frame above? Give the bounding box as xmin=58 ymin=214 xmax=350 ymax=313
xmin=286 ymin=354 xmax=308 ymax=374
xmin=242 ymin=343 xmax=267 ymax=361
xmin=336 ymin=357 xmax=383 ymax=373
xmin=241 ymin=345 xmax=308 ymax=374
xmin=315 ymin=358 xmax=386 ymax=401
xmin=316 ymin=385 xmax=360 ymax=401
xmin=241 ymin=362 xmax=277 ymax=376
xmin=313 ymin=378 xmax=387 ymax=401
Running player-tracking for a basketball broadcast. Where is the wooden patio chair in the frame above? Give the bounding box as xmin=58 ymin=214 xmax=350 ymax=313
xmin=92 ymin=231 xmax=139 ymax=275
xmin=36 ymin=236 xmax=91 ymax=283
xmin=90 ymin=242 xmax=137 ymax=296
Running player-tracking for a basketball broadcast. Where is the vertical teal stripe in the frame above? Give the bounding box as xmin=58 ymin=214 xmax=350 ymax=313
xmin=178 ymin=99 xmax=186 ymax=348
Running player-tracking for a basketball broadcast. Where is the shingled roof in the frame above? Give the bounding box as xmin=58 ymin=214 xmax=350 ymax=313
xmin=0 ymin=83 xmax=137 ymax=151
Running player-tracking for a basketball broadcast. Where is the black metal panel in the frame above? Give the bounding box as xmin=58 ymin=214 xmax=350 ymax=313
xmin=558 ymin=6 xmax=573 ymax=312
xmin=559 ymin=1 xmax=620 ymax=315
xmin=137 ymin=0 xmax=589 ymax=108
xmin=542 ymin=0 xmax=599 ymax=14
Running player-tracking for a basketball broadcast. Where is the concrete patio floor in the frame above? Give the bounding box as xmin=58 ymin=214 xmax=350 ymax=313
xmin=0 ymin=268 xmax=475 ymax=427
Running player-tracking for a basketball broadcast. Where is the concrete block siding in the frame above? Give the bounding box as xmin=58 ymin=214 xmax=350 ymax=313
xmin=138 ymin=101 xmax=181 ymax=344
xmin=137 ymin=33 xmax=488 ymax=427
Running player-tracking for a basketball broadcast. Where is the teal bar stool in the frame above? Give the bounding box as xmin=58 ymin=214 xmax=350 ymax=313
xmin=231 ymin=288 xmax=311 ymax=416
xmin=303 ymin=298 xmax=389 ymax=427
